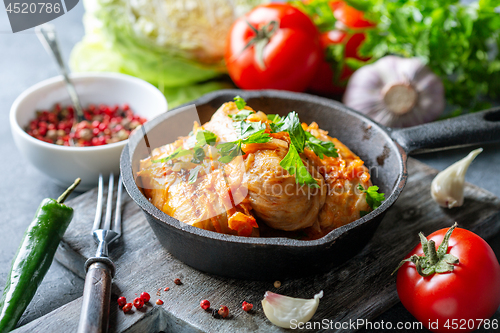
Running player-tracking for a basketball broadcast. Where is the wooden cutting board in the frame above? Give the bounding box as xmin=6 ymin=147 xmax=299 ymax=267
xmin=13 ymin=158 xmax=500 ymax=333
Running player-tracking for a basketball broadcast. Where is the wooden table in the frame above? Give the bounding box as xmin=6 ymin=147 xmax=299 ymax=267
xmin=12 ymin=158 xmax=500 ymax=332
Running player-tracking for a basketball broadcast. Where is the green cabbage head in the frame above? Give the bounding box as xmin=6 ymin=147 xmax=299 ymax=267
xmin=70 ymin=0 xmax=265 ymax=107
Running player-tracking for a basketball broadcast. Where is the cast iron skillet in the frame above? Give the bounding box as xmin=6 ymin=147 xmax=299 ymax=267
xmin=120 ymin=90 xmax=500 ymax=280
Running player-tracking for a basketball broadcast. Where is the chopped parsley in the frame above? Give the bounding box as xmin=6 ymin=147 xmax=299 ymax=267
xmin=233 ymin=96 xmax=246 ymax=110
xmin=267 ymin=111 xmax=338 ymax=187
xmin=273 ymin=112 xmax=307 ymax=152
xmin=191 ymin=147 xmax=206 ymax=164
xmin=217 ymin=141 xmax=244 ymax=164
xmin=151 ymin=147 xmax=193 ymax=164
xmin=152 ymin=130 xmax=217 ymax=164
xmin=242 ymin=129 xmax=272 ymax=144
xmin=235 ymin=121 xmax=266 ymax=139
xmin=305 ymin=132 xmax=338 ymax=159
xmin=188 ymin=165 xmax=202 ymax=184
xmin=267 ymin=114 xmax=282 ymax=123
xmin=217 ymin=129 xmax=271 ymax=163
xmin=358 ymin=184 xmax=385 ymax=210
xmin=279 ymin=142 xmax=319 ymax=188
xmin=195 ymin=130 xmax=217 ymax=147
xmin=229 ymin=110 xmax=254 ymax=121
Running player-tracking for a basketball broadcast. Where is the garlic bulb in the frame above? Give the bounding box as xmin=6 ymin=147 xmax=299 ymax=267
xmin=343 ymin=56 xmax=445 ymax=127
xmin=431 ymin=148 xmax=483 ymax=209
xmin=261 ymin=290 xmax=323 ymax=328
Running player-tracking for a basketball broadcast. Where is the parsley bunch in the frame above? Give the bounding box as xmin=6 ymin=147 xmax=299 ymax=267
xmin=358 ymin=0 xmax=500 ymax=112
xmin=294 ymin=0 xmax=500 ymax=113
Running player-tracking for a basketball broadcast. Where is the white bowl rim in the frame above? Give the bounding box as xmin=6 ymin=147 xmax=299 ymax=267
xmin=10 ymin=72 xmax=168 ymax=152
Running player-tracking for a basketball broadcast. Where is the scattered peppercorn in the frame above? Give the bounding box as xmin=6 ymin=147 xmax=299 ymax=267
xmin=133 ymin=297 xmax=144 ymax=309
xmin=25 ymin=103 xmax=147 ymax=147
xmin=164 ymin=287 xmax=170 ymax=291
xmin=117 ymin=296 xmax=127 ymax=307
xmin=122 ymin=303 xmax=133 ymax=313
xmin=211 ymin=308 xmax=221 ymax=319
xmin=200 ymin=299 xmax=210 ymax=310
xmin=218 ymin=305 xmax=229 ymax=318
xmin=274 ymin=280 xmax=281 ymax=288
xmin=156 ymin=299 xmax=164 ymax=305
xmin=174 ymin=278 xmax=182 ymax=285
xmin=242 ymin=301 xmax=253 ymax=312
xmin=140 ymin=292 xmax=151 ymax=303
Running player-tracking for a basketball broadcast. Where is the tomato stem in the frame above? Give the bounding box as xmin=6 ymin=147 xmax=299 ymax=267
xmin=392 ymin=223 xmax=460 ymax=277
xmin=242 ymin=19 xmax=280 ymax=70
xmin=427 ymin=240 xmax=439 ymax=265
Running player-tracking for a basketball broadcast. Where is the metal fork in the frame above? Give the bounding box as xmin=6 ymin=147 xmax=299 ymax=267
xmin=78 ymin=173 xmax=122 ymax=333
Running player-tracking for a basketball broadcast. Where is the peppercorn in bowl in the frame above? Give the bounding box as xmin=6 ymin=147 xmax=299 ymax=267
xmin=10 ymin=72 xmax=167 ymax=190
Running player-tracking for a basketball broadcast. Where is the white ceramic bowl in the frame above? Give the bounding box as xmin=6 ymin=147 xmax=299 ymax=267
xmin=10 ymin=72 xmax=168 ymax=191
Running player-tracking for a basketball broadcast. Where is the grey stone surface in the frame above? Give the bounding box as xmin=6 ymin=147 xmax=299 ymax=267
xmin=0 ymin=3 xmax=86 ymax=327
xmin=0 ymin=3 xmax=499 ymax=332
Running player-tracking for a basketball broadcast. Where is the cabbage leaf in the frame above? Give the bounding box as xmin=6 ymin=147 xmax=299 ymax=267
xmin=70 ymin=0 xmax=265 ymax=107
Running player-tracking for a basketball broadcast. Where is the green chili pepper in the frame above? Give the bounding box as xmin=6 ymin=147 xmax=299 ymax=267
xmin=0 ymin=178 xmax=80 ymax=332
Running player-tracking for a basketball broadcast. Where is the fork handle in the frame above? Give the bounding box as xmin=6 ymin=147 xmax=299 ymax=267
xmin=77 ymin=261 xmax=113 ymax=333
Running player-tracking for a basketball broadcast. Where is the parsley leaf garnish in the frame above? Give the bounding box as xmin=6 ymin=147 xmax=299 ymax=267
xmin=269 ymin=111 xmax=318 ymax=187
xmin=267 ymin=114 xmax=283 ymax=123
xmin=188 ymin=165 xmax=202 ymax=184
xmin=153 ymin=130 xmax=217 ymax=164
xmin=304 ymin=132 xmax=338 ymax=159
xmin=358 ymin=184 xmax=385 ymax=210
xmin=217 ymin=129 xmax=271 ymax=163
xmin=233 ymin=96 xmax=246 ymax=110
xmin=267 ymin=114 xmax=284 ymax=133
xmin=229 ymin=110 xmax=254 ymax=121
xmin=234 ymin=121 xmax=266 ymax=139
xmin=195 ymin=130 xmax=217 ymax=147
xmin=151 ymin=147 xmax=193 ymax=163
xmin=273 ymin=111 xmax=306 ymax=152
xmin=280 ymin=143 xmax=319 ymax=188
xmin=191 ymin=147 xmax=206 ymax=164
xmin=242 ymin=129 xmax=271 ymax=144
xmin=268 ymin=111 xmax=338 ymax=187
xmin=217 ymin=141 xmax=244 ymax=163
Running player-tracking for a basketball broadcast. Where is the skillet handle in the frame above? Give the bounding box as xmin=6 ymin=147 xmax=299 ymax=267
xmin=389 ymin=107 xmax=500 ymax=154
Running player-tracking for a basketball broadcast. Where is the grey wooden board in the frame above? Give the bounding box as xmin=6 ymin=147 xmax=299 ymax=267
xmin=12 ymin=158 xmax=500 ymax=333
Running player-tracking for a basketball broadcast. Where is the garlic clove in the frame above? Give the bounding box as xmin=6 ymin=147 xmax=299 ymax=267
xmin=431 ymin=148 xmax=483 ymax=209
xmin=261 ymin=290 xmax=323 ymax=328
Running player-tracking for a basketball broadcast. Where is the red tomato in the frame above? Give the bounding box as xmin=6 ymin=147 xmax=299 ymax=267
xmin=225 ymin=3 xmax=322 ymax=92
xmin=309 ymin=30 xmax=368 ymax=94
xmin=308 ymin=1 xmax=374 ymax=95
xmin=331 ymin=0 xmax=375 ymax=28
xmin=396 ymin=225 xmax=500 ymax=332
